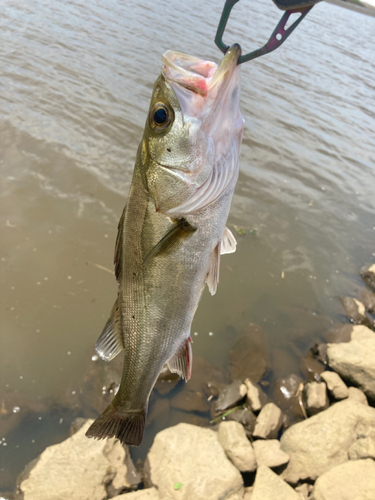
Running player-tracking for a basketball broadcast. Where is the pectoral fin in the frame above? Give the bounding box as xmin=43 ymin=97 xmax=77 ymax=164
xmin=95 ymin=297 xmax=124 ymax=361
xmin=206 ymin=241 xmax=221 ymax=295
xmin=143 ymin=218 xmax=197 ymax=266
xmin=221 ymin=227 xmax=237 ymax=254
xmin=167 ymin=337 xmax=193 ymax=381
xmin=114 ymin=206 xmax=126 ymax=282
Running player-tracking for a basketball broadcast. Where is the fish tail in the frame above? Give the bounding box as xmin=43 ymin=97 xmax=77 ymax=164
xmin=85 ymin=403 xmax=146 ymax=446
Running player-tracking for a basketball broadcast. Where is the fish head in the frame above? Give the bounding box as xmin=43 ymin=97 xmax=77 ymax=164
xmin=141 ymin=44 xmax=244 ymax=214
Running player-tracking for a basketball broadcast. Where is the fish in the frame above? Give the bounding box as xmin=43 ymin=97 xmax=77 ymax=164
xmin=86 ymin=44 xmax=244 ymax=446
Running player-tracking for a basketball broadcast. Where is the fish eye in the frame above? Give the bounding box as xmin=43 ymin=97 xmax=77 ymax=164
xmin=150 ymin=103 xmax=173 ymax=132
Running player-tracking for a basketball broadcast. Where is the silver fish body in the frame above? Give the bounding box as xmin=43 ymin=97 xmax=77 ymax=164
xmin=86 ymin=44 xmax=244 ymax=446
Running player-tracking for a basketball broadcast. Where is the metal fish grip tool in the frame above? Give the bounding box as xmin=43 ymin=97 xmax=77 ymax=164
xmin=215 ymin=0 xmax=321 ymax=64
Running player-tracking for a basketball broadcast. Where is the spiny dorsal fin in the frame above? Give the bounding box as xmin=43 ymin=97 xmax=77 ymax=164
xmin=206 ymin=241 xmax=221 ymax=295
xmin=221 ymin=227 xmax=237 ymax=255
xmin=114 ymin=206 xmax=126 ymax=282
xmin=166 ymin=337 xmax=193 ymax=381
xmin=95 ymin=296 xmax=124 ymax=361
xmin=143 ymin=218 xmax=196 ymax=266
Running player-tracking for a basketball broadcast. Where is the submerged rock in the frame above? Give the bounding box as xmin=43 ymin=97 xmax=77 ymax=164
xmin=218 ymin=421 xmax=256 ymax=472
xmin=327 ymin=333 xmax=375 ymax=400
xmin=15 ymin=419 xmax=140 ymax=500
xmin=322 ymin=324 xmax=353 ymax=344
xmin=300 ymin=352 xmax=325 ymax=382
xmin=273 ymin=374 xmax=304 ymax=422
xmin=154 ymin=365 xmax=180 ymax=396
xmin=280 ymin=399 xmax=375 ymax=484
xmin=171 ymin=390 xmax=209 ymax=414
xmin=303 ymin=382 xmax=329 ymax=416
xmin=229 ymin=324 xmax=270 ymax=384
xmin=320 ymin=371 xmax=348 ymax=400
xmin=253 ymin=403 xmax=283 ymax=439
xmin=252 ymin=439 xmax=289 ymax=469
xmin=340 ymin=296 xmax=367 ymax=324
xmin=361 ymin=289 xmax=375 ymax=313
xmin=216 ymin=380 xmax=247 ymax=412
xmin=360 ymin=264 xmax=375 ymax=291
xmin=311 ymin=459 xmax=375 ymax=500
xmin=251 ymin=466 xmax=300 ymax=500
xmin=144 ymin=423 xmax=243 ymax=500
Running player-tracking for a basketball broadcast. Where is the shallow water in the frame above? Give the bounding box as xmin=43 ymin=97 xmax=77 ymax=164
xmin=1 ymin=0 xmax=374 ymax=491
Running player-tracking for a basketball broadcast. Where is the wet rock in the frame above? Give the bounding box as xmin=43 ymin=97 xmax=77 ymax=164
xmin=310 ymin=342 xmax=328 ymax=365
xmin=273 ymin=374 xmax=304 ymax=422
xmin=311 ymin=459 xmax=375 ymax=500
xmin=294 ymin=483 xmax=311 ymax=500
xmin=225 ymin=406 xmax=257 ymax=438
xmin=244 ymin=378 xmax=267 ymax=413
xmin=251 ymin=466 xmax=300 ymax=500
xmin=15 ymin=419 xmax=140 ymax=500
xmin=229 ymin=324 xmax=270 ymax=384
xmin=327 ymin=334 xmax=375 ymax=400
xmin=322 ymin=324 xmax=353 ymax=344
xmin=154 ymin=365 xmax=180 ymax=396
xmin=348 ymin=386 xmax=368 ymax=405
xmin=360 ymin=264 xmax=375 ymax=291
xmin=348 ymin=437 xmax=375 ymax=460
xmin=187 ymin=355 xmax=228 ymax=396
xmin=252 ymin=439 xmax=289 ymax=468
xmin=218 ymin=421 xmax=256 ymax=472
xmin=320 ymin=371 xmax=348 ymax=400
xmin=171 ymin=390 xmax=209 ymax=413
xmin=216 ymin=380 xmax=247 ymax=412
xmin=112 ymin=489 xmax=159 ymax=499
xmin=300 ymin=352 xmax=325 ymax=382
xmin=144 ymin=423 xmax=244 ymax=500
xmin=280 ymin=399 xmax=375 ymax=484
xmin=304 ymin=382 xmax=328 ymax=416
xmin=340 ymin=296 xmax=367 ymax=324
xmin=253 ymin=403 xmax=283 ymax=439
xmin=147 ymin=396 xmax=170 ymax=426
xmin=361 ymin=289 xmax=375 ymax=313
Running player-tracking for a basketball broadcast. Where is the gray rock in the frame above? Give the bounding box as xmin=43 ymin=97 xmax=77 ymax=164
xmin=229 ymin=324 xmax=270 ymax=383
xmin=348 ymin=386 xmax=368 ymax=405
xmin=171 ymin=390 xmax=209 ymax=413
xmin=311 ymin=459 xmax=375 ymax=500
xmin=348 ymin=437 xmax=375 ymax=460
xmin=304 ymin=382 xmax=329 ymax=416
xmin=216 ymin=380 xmax=247 ymax=412
xmin=218 ymin=421 xmax=257 ymax=472
xmin=253 ymin=403 xmax=283 ymax=439
xmin=112 ymin=489 xmax=160 ymax=500
xmin=361 ymin=289 xmax=375 ymax=313
xmin=327 ymin=335 xmax=375 ymax=400
xmin=226 ymin=407 xmax=257 ymax=438
xmin=280 ymin=399 xmax=375 ymax=484
xmin=15 ymin=419 xmax=140 ymax=500
xmin=320 ymin=372 xmax=348 ymax=400
xmin=340 ymin=296 xmax=367 ymax=324
xmin=244 ymin=378 xmax=267 ymax=412
xmin=252 ymin=439 xmax=289 ymax=468
xmin=251 ymin=466 xmax=300 ymax=500
xmin=154 ymin=365 xmax=180 ymax=396
xmin=361 ymin=264 xmax=375 ymax=291
xmin=144 ymin=423 xmax=244 ymax=500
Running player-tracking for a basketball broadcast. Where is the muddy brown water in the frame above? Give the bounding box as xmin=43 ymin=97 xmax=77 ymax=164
xmin=1 ymin=0 xmax=374 ymax=491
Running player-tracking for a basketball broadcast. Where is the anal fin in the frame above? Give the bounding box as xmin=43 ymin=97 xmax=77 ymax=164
xmin=206 ymin=241 xmax=221 ymax=296
xmin=95 ymin=296 xmax=124 ymax=361
xmin=166 ymin=337 xmax=193 ymax=381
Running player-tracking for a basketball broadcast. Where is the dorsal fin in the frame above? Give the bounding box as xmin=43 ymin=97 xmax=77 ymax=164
xmin=221 ymin=227 xmax=237 ymax=254
xmin=114 ymin=206 xmax=126 ymax=282
xmin=143 ymin=218 xmax=196 ymax=266
xmin=166 ymin=337 xmax=193 ymax=381
xmin=95 ymin=297 xmax=124 ymax=361
xmin=206 ymin=242 xmax=221 ymax=295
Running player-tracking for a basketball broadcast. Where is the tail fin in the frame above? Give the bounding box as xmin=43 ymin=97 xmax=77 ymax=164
xmin=86 ymin=403 xmax=146 ymax=446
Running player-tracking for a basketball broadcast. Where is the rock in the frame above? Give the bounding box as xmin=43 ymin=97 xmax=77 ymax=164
xmin=280 ymin=399 xmax=375 ymax=484
xmin=218 ymin=421 xmax=257 ymax=472
xmin=229 ymin=324 xmax=270 ymax=383
xmin=300 ymin=352 xmax=325 ymax=382
xmin=273 ymin=374 xmax=304 ymax=422
xmin=327 ymin=335 xmax=375 ymax=400
xmin=322 ymin=324 xmax=353 ymax=344
xmin=252 ymin=439 xmax=289 ymax=468
xmin=348 ymin=437 xmax=375 ymax=460
xmin=69 ymin=417 xmax=88 ymax=436
xmin=348 ymin=386 xmax=368 ymax=405
xmin=154 ymin=365 xmax=180 ymax=396
xmin=171 ymin=390 xmax=209 ymax=413
xmin=340 ymin=296 xmax=367 ymax=324
xmin=244 ymin=486 xmax=253 ymax=499
xmin=361 ymin=264 xmax=375 ymax=291
xmin=294 ymin=483 xmax=311 ymax=500
xmin=244 ymin=378 xmax=267 ymax=412
xmin=144 ymin=423 xmax=243 ymax=500
xmin=320 ymin=372 xmax=348 ymax=400
xmin=253 ymin=403 xmax=283 ymax=439
xmin=225 ymin=406 xmax=257 ymax=438
xmin=310 ymin=342 xmax=328 ymax=365
xmin=111 ymin=489 xmax=159 ymax=499
xmin=147 ymin=396 xmax=170 ymax=426
xmin=187 ymin=355 xmax=228 ymax=396
xmin=311 ymin=459 xmax=375 ymax=500
xmin=15 ymin=419 xmax=140 ymax=500
xmin=216 ymin=380 xmax=247 ymax=412
xmin=304 ymin=382 xmax=328 ymax=416
xmin=350 ymin=324 xmax=375 ymax=340
xmin=361 ymin=289 xmax=375 ymax=313
xmin=251 ymin=466 xmax=300 ymax=500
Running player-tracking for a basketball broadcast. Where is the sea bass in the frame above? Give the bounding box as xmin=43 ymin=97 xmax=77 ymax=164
xmin=86 ymin=44 xmax=244 ymax=446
